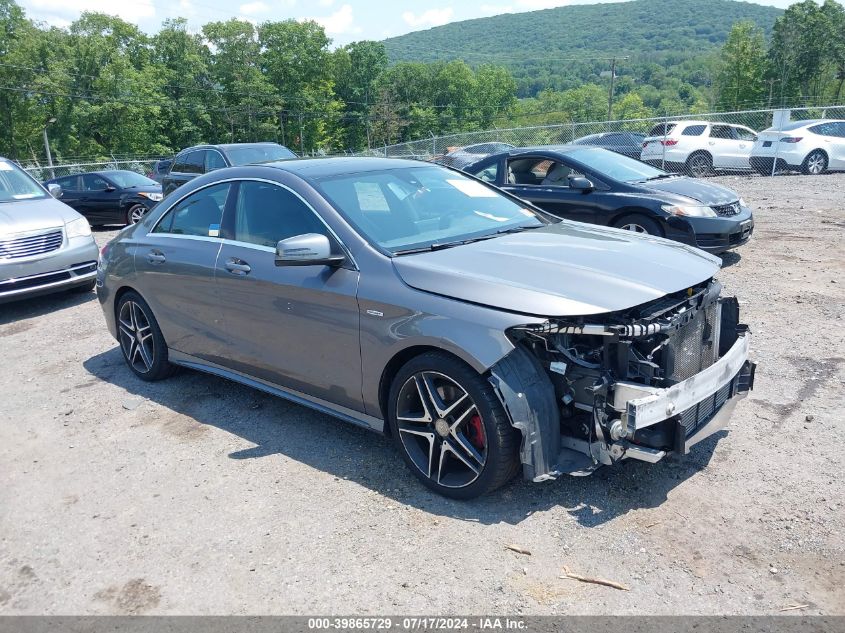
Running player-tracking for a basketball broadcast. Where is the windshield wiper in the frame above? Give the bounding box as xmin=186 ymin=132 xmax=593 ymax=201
xmin=393 ymin=225 xmax=544 ymax=255
xmin=644 ymin=173 xmax=679 ymax=181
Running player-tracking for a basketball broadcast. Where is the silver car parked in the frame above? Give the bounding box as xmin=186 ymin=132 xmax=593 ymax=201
xmin=0 ymin=158 xmax=99 ymax=303
xmin=97 ymin=158 xmax=755 ymax=499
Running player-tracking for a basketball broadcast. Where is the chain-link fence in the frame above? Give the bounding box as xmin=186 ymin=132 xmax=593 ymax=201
xmin=364 ymin=105 xmax=845 ymax=177
xmin=22 ymin=159 xmax=161 ymax=182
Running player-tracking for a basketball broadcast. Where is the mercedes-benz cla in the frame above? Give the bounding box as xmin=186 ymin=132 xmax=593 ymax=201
xmin=97 ymin=157 xmax=755 ymax=498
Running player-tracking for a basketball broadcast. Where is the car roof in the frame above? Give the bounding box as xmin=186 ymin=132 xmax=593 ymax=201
xmin=258 ymin=156 xmax=431 ymax=179
xmin=178 ymin=142 xmax=284 ymax=153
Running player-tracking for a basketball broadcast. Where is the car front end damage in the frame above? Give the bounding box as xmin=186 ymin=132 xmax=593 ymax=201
xmin=489 ymin=278 xmax=755 ymax=481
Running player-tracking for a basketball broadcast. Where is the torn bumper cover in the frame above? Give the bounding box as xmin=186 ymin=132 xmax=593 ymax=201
xmin=488 ymin=282 xmax=756 ymax=482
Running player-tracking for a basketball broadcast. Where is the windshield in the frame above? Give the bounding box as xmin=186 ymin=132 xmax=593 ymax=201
xmin=226 ymin=144 xmax=297 ymax=166
xmin=314 ymin=166 xmax=553 ymax=254
xmin=103 ymin=171 xmax=158 ymax=188
xmin=565 ymin=148 xmax=668 ymax=183
xmin=0 ymin=161 xmax=48 ymax=202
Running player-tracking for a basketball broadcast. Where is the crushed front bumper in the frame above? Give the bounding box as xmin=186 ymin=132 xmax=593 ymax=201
xmin=611 ymin=333 xmax=755 ymax=462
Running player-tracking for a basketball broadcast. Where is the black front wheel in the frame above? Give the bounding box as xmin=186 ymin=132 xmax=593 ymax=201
xmin=387 ymin=352 xmax=521 ymax=499
xmin=612 ymin=214 xmax=663 ymax=236
xmin=116 ymin=291 xmax=177 ymax=381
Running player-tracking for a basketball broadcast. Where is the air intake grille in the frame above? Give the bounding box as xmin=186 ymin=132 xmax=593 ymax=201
xmin=0 ymin=229 xmax=63 ymax=260
xmin=712 ymin=202 xmax=741 ymax=217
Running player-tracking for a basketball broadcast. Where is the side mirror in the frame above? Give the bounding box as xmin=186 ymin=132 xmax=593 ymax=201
xmin=275 ymin=233 xmax=345 ymax=267
xmin=568 ymin=175 xmax=594 ymax=191
xmin=47 ymin=183 xmax=62 ymax=198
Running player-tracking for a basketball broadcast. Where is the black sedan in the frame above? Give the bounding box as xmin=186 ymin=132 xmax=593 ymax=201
xmin=572 ymin=131 xmax=646 ymax=159
xmin=45 ymin=170 xmax=163 ymax=226
xmin=463 ymin=145 xmax=754 ymax=254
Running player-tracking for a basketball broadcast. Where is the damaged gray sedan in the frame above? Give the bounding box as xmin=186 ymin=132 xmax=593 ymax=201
xmin=97 ymin=157 xmax=755 ymax=499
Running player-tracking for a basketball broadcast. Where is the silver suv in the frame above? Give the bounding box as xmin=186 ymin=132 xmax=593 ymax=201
xmin=0 ymin=158 xmax=99 ymax=303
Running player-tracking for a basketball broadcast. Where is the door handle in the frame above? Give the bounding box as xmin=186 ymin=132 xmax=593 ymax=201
xmin=147 ymin=250 xmax=166 ymax=264
xmin=224 ymin=258 xmax=251 ymax=275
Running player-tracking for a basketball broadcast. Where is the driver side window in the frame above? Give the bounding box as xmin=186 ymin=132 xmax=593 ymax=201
xmin=232 ymin=181 xmax=329 ymax=249
xmin=82 ymin=174 xmax=110 ymax=191
xmin=506 ymin=157 xmax=582 ymax=187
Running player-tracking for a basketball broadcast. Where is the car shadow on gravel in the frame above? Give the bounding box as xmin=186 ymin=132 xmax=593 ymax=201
xmin=0 ymin=289 xmax=96 ymax=325
xmin=720 ymin=252 xmax=742 ymax=268
xmin=84 ymin=346 xmax=723 ymax=528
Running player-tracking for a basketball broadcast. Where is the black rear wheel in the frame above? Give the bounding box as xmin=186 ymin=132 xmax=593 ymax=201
xmin=387 ymin=352 xmax=520 ymax=499
xmin=802 ymin=150 xmax=828 ymax=175
xmin=685 ymin=152 xmax=713 ymax=177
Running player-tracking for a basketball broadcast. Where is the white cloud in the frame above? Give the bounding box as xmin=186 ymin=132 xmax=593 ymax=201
xmin=480 ymin=0 xmax=570 ymax=15
xmin=402 ymin=7 xmax=454 ymax=28
xmin=26 ymin=0 xmax=155 ymax=24
xmin=317 ymin=0 xmax=334 ymax=6
xmin=308 ymin=3 xmax=360 ymax=35
xmin=239 ymin=0 xmax=269 ymax=15
xmin=516 ymin=0 xmax=570 ymax=8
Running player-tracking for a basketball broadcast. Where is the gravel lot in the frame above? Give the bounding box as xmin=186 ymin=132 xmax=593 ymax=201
xmin=1 ymin=173 xmax=843 ymax=616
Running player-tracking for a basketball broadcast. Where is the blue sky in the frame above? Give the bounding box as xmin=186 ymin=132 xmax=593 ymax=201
xmin=19 ymin=0 xmax=797 ymax=45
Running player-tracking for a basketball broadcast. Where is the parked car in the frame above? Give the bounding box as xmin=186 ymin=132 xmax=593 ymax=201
xmin=162 ymin=142 xmax=297 ymax=195
xmin=97 ymin=157 xmax=755 ymax=498
xmin=1 ymin=157 xmax=99 ymax=303
xmin=462 ymin=145 xmax=754 ymax=254
xmin=147 ymin=159 xmax=172 ymax=184
xmin=45 ymin=170 xmax=163 ymax=226
xmin=640 ymin=121 xmax=758 ymax=177
xmin=436 ymin=142 xmax=516 ymax=169
xmin=750 ymin=119 xmax=845 ymax=175
xmin=572 ymin=131 xmax=646 ymax=159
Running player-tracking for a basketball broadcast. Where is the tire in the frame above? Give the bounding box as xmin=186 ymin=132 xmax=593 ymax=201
xmin=126 ymin=203 xmax=149 ymax=225
xmin=387 ymin=351 xmax=521 ymax=499
xmin=70 ymin=279 xmax=96 ymax=294
xmin=802 ymin=150 xmax=828 ymax=175
xmin=612 ymin=214 xmax=663 ymax=236
xmin=115 ymin=291 xmax=177 ymax=381
xmin=685 ymin=151 xmax=713 ymax=178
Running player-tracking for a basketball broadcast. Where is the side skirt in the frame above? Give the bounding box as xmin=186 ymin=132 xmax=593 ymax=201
xmin=167 ymin=350 xmax=384 ymax=433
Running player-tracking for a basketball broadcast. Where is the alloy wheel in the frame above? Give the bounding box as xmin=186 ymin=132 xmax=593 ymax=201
xmin=806 ymin=152 xmax=826 ymax=175
xmin=688 ymin=154 xmax=711 ymax=177
xmin=118 ymin=300 xmax=155 ymax=374
xmin=395 ymin=371 xmax=487 ymax=489
xmin=619 ymin=223 xmax=649 ymax=233
xmin=129 ymin=205 xmax=148 ymax=224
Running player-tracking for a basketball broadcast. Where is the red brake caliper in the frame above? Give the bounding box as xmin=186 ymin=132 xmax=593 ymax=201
xmin=467 ymin=414 xmax=485 ymax=450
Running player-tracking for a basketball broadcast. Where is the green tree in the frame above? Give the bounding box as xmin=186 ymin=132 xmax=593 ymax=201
xmin=715 ymin=21 xmax=767 ymax=110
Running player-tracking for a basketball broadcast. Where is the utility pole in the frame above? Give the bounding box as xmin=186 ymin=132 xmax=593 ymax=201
xmin=606 ymin=57 xmax=617 ymax=125
xmin=43 ymin=117 xmax=56 ymax=180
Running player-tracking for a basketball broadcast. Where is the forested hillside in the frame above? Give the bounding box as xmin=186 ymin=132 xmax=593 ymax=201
xmin=384 ymin=0 xmax=782 ymax=96
xmin=0 ymin=0 xmax=843 ymax=162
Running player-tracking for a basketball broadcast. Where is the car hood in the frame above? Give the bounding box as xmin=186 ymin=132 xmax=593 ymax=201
xmin=392 ymin=222 xmax=721 ymax=316
xmin=641 ymin=177 xmax=739 ymax=205
xmin=0 ymin=197 xmax=82 ymax=237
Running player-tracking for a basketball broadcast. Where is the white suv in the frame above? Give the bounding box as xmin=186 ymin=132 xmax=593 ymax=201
xmin=640 ymin=121 xmax=758 ymax=177
xmin=750 ymin=119 xmax=845 ymax=175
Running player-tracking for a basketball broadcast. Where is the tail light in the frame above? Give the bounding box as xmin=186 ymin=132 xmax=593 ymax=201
xmin=99 ymin=242 xmax=110 ymax=260
xmin=659 ymin=139 xmax=678 ymax=146
xmin=780 ymin=137 xmax=802 ymax=143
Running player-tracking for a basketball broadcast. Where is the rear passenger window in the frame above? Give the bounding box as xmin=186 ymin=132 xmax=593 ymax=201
xmin=232 ymin=181 xmax=328 ymax=248
xmin=206 ymin=151 xmax=226 ymax=171
xmin=171 ymin=154 xmax=189 ymax=173
xmin=648 ymin=123 xmax=676 ymax=136
xmin=682 ymin=125 xmax=706 ymax=136
xmin=153 ymin=183 xmax=231 ymax=236
xmin=184 ymin=151 xmax=205 ymax=174
xmin=474 ymin=164 xmax=498 ymax=183
xmin=56 ymin=175 xmax=79 ymax=189
xmin=710 ymin=125 xmax=734 ymax=139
